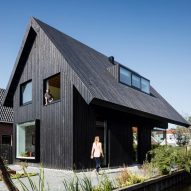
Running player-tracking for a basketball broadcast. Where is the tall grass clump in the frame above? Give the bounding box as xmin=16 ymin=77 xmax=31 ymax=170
xmin=62 ymin=172 xmax=115 ymax=191
xmin=17 ymin=165 xmax=46 ymax=191
xmin=95 ymin=173 xmax=115 ymax=191
xmin=63 ymin=174 xmax=80 ymax=191
xmin=116 ymin=168 xmax=145 ymax=188
xmin=141 ymin=160 xmax=159 ymax=178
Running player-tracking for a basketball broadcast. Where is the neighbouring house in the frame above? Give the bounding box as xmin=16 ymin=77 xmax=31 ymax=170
xmin=160 ymin=129 xmax=177 ymax=146
xmin=0 ymin=88 xmax=13 ymax=163
xmin=3 ymin=17 xmax=190 ymax=169
xmin=152 ymin=128 xmax=166 ymax=144
xmin=0 ymin=88 xmax=13 ymax=145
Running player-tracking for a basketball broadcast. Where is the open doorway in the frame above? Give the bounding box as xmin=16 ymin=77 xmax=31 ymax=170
xmin=95 ymin=119 xmax=108 ymax=167
xmin=132 ymin=127 xmax=138 ymax=163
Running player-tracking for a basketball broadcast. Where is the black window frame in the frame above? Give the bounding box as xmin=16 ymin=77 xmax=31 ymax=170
xmin=119 ymin=66 xmax=132 ymax=86
xmin=141 ymin=77 xmax=150 ymax=94
xmin=20 ymin=80 xmax=32 ymax=106
xmin=118 ymin=65 xmax=150 ymax=95
xmin=132 ymin=74 xmax=141 ymax=90
xmin=16 ymin=119 xmax=40 ymax=163
xmin=43 ymin=73 xmax=61 ymax=106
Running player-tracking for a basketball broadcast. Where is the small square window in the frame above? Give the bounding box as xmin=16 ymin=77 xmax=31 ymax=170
xmin=2 ymin=135 xmax=12 ymax=145
xmin=20 ymin=80 xmax=32 ymax=105
xmin=44 ymin=73 xmax=60 ymax=105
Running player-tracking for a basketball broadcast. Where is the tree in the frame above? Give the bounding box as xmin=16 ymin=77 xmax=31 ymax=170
xmin=188 ymin=116 xmax=191 ymax=125
xmin=175 ymin=127 xmax=190 ymax=146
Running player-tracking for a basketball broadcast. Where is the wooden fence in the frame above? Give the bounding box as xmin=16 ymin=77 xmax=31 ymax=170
xmin=0 ymin=144 xmax=12 ymax=164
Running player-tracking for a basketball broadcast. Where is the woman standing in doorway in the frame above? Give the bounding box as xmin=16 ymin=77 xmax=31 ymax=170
xmin=91 ymin=136 xmax=104 ymax=173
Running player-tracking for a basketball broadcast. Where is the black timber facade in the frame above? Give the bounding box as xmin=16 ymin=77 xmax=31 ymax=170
xmin=3 ymin=18 xmax=190 ymax=169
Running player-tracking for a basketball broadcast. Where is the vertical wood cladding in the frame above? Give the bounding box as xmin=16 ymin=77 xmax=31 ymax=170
xmin=138 ymin=124 xmax=152 ymax=164
xmin=12 ymin=22 xmax=153 ymax=169
xmin=12 ymin=23 xmax=93 ymax=169
xmin=73 ymin=87 xmax=95 ymax=169
xmin=73 ymin=95 xmax=135 ymax=169
xmin=109 ymin=119 xmax=133 ymax=166
xmin=13 ymin=27 xmax=74 ymax=169
xmin=107 ymin=64 xmax=119 ymax=80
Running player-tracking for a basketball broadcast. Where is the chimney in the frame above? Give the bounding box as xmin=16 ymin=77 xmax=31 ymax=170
xmin=108 ymin=56 xmax=115 ymax=64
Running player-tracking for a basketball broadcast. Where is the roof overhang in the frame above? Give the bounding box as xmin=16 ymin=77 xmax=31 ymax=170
xmin=91 ymin=98 xmax=190 ymax=128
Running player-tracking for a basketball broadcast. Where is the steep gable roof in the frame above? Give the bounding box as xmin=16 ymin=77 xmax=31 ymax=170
xmin=3 ymin=17 xmax=190 ymax=127
xmin=0 ymin=88 xmax=13 ymax=123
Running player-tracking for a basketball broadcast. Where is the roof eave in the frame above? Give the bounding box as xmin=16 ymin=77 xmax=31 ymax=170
xmin=91 ymin=98 xmax=190 ymax=128
xmin=3 ymin=17 xmax=37 ymax=107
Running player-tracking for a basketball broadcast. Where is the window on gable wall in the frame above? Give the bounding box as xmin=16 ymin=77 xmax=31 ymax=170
xmin=20 ymin=80 xmax=32 ymax=105
xmin=16 ymin=121 xmax=36 ymax=159
xmin=44 ymin=73 xmax=60 ymax=105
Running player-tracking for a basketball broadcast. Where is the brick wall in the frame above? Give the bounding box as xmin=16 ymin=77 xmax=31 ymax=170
xmin=0 ymin=122 xmax=13 ymax=144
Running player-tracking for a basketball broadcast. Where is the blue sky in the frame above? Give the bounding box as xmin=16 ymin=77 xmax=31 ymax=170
xmin=0 ymin=0 xmax=190 ymax=118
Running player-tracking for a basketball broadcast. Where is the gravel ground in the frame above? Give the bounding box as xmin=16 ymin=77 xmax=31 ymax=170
xmin=0 ymin=165 xmax=141 ymax=191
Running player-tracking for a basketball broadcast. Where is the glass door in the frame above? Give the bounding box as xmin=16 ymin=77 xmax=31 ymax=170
xmin=95 ymin=119 xmax=107 ymax=166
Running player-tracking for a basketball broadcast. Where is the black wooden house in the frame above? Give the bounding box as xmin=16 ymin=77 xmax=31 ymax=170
xmin=3 ymin=17 xmax=189 ymax=169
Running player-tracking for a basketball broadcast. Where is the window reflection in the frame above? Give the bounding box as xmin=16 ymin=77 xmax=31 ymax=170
xmin=141 ymin=78 xmax=150 ymax=94
xmin=16 ymin=121 xmax=36 ymax=159
xmin=20 ymin=81 xmax=32 ymax=105
xmin=132 ymin=74 xmax=141 ymax=89
xmin=119 ymin=67 xmax=131 ymax=86
xmin=119 ymin=66 xmax=150 ymax=94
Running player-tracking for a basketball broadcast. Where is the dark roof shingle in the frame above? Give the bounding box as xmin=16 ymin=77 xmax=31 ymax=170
xmin=34 ymin=18 xmax=189 ymax=127
xmin=3 ymin=17 xmax=189 ymax=127
xmin=0 ymin=89 xmax=13 ymax=123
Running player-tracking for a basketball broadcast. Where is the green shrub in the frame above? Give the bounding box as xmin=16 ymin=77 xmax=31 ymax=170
xmin=149 ymin=145 xmax=191 ymax=175
xmin=149 ymin=145 xmax=178 ymax=174
xmin=175 ymin=147 xmax=191 ymax=173
xmin=96 ymin=173 xmax=114 ymax=191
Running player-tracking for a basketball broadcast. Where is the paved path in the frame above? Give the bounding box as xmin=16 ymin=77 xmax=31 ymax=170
xmin=0 ymin=165 xmax=141 ymax=191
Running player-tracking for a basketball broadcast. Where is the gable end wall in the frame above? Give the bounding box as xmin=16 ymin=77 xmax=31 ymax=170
xmin=12 ymin=25 xmax=92 ymax=169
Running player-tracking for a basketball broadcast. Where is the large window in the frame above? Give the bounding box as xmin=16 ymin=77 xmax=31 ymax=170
xmin=20 ymin=80 xmax=32 ymax=105
xmin=119 ymin=67 xmax=131 ymax=86
xmin=132 ymin=74 xmax=141 ymax=89
xmin=141 ymin=78 xmax=150 ymax=94
xmin=16 ymin=121 xmax=39 ymax=160
xmin=44 ymin=73 xmax=60 ymax=105
xmin=119 ymin=66 xmax=150 ymax=94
